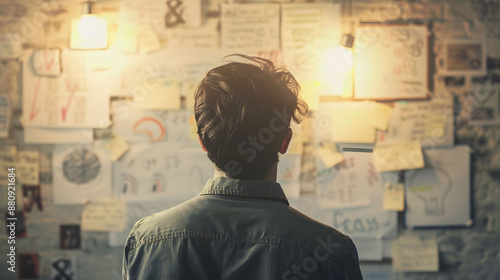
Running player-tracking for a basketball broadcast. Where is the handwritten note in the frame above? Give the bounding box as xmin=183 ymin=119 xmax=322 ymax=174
xmin=373 ymin=141 xmax=424 ymax=172
xmin=385 ymin=98 xmax=453 ymax=146
xmin=221 ymin=4 xmax=280 ymax=49
xmin=392 ymin=237 xmax=439 ymax=271
xmin=0 ymin=150 xmax=40 ymax=185
xmin=166 ymin=18 xmax=219 ymax=49
xmin=139 ymin=27 xmax=162 ymax=54
xmin=81 ymin=200 xmax=127 ymax=231
xmin=317 ymin=151 xmax=371 ymax=209
xmin=383 ymin=183 xmax=405 ymax=211
xmin=0 ymin=94 xmax=11 ymax=138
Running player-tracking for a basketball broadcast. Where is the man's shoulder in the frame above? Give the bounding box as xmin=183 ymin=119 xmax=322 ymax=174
xmin=126 ymin=197 xmax=203 ymax=247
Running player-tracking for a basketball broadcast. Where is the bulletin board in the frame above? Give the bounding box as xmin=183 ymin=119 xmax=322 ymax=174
xmin=354 ymin=24 xmax=429 ymax=100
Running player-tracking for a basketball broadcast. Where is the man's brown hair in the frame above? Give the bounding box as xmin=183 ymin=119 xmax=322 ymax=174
xmin=194 ymin=55 xmax=308 ymax=180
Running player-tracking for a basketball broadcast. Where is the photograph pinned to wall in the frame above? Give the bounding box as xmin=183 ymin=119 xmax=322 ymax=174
xmin=113 ymin=143 xmax=213 ymax=202
xmin=52 ymin=145 xmax=112 ymax=204
xmin=22 ymin=185 xmax=43 ymax=212
xmin=441 ymin=39 xmax=487 ymax=76
xmin=5 ymin=210 xmax=27 ymax=237
xmin=467 ymin=84 xmax=500 ymax=125
xmin=18 ymin=253 xmax=39 ymax=279
xmin=405 ymin=145 xmax=472 ymax=228
xmin=355 ymin=25 xmax=429 ymax=100
xmin=59 ymin=225 xmax=81 ymax=250
xmin=50 ymin=256 xmax=77 ymax=280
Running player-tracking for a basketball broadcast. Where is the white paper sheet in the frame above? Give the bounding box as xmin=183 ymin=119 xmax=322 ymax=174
xmin=355 ymin=25 xmax=429 ymax=100
xmin=220 ymin=4 xmax=280 ymax=50
xmin=53 ymin=145 xmax=112 ymax=204
xmin=316 ymin=151 xmax=372 ymax=209
xmin=405 ymin=145 xmax=471 ymax=228
xmin=23 ymin=49 xmax=111 ymax=128
xmin=24 ymin=127 xmax=93 ymax=144
xmin=0 ymin=34 xmax=23 ymax=59
xmin=113 ymin=144 xmax=213 ymax=202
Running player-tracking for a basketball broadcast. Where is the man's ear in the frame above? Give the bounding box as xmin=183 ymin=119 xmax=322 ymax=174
xmin=198 ymin=134 xmax=208 ymax=152
xmin=279 ymin=128 xmax=293 ymax=154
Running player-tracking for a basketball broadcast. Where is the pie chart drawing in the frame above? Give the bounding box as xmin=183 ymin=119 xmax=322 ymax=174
xmin=62 ymin=147 xmax=101 ymax=185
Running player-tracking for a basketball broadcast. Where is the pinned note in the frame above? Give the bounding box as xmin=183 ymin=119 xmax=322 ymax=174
xmin=136 ymin=81 xmax=182 ymax=110
xmin=373 ymin=141 xmax=424 ymax=172
xmin=383 ymin=182 xmax=404 ymax=211
xmin=221 ymin=4 xmax=280 ymax=49
xmin=25 ymin=127 xmax=93 ymax=144
xmin=329 ymin=101 xmax=393 ymax=144
xmin=392 ymin=237 xmax=439 ymax=272
xmin=318 ymin=142 xmax=344 ymax=168
xmin=1 ymin=150 xmax=40 ymax=185
xmin=104 ymin=136 xmax=130 ymax=161
xmin=81 ymin=200 xmax=127 ymax=232
xmin=0 ymin=94 xmax=11 ymax=138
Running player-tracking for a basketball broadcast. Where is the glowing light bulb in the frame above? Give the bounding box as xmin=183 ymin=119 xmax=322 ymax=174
xmin=70 ymin=14 xmax=108 ymax=49
xmin=408 ymin=167 xmax=452 ymax=216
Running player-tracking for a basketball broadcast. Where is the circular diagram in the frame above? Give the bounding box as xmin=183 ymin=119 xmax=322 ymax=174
xmin=62 ymin=147 xmax=101 ymax=185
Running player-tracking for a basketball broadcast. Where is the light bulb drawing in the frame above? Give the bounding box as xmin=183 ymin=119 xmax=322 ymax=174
xmin=408 ymin=166 xmax=452 ymax=216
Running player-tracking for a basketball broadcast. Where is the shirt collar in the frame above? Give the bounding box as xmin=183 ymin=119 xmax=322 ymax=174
xmin=199 ymin=177 xmax=289 ymax=205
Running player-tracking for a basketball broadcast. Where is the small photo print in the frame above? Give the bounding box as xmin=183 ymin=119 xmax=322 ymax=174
xmin=443 ymin=39 xmax=486 ymax=75
xmin=51 ymin=256 xmax=77 ymax=280
xmin=18 ymin=253 xmax=39 ymax=279
xmin=5 ymin=210 xmax=27 ymax=237
xmin=22 ymin=185 xmax=43 ymax=212
xmin=59 ymin=225 xmax=81 ymax=250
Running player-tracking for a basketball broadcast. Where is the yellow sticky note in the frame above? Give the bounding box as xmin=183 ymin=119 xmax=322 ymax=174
xmin=105 ymin=136 xmax=130 ymax=162
xmin=373 ymin=141 xmax=424 ymax=172
xmin=136 ymin=81 xmax=181 ymax=110
xmin=383 ymin=183 xmax=405 ymax=211
xmin=319 ymin=142 xmax=344 ymax=168
xmin=366 ymin=102 xmax=393 ymax=131
xmin=118 ymin=24 xmax=138 ymax=53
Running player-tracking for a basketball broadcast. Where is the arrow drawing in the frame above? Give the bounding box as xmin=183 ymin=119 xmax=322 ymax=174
xmin=29 ymin=77 xmax=42 ymax=121
xmin=61 ymin=80 xmax=79 ymax=122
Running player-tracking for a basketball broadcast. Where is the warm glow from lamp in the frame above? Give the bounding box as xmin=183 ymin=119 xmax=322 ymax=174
xmin=69 ymin=2 xmax=108 ymax=49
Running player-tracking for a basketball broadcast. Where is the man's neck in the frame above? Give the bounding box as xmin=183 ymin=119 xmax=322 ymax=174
xmin=213 ymin=163 xmax=278 ymax=182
